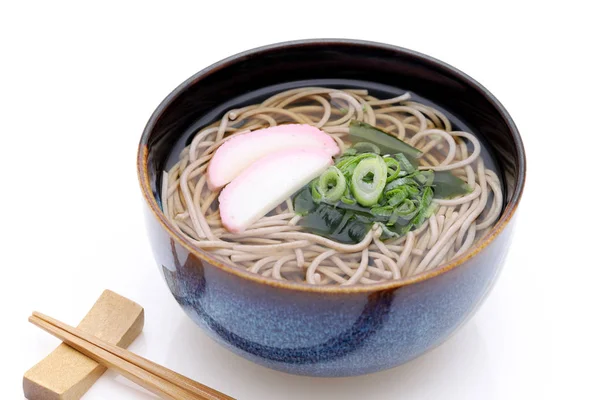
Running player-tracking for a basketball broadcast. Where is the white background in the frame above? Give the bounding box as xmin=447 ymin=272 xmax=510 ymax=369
xmin=2 ymin=1 xmax=599 ymax=399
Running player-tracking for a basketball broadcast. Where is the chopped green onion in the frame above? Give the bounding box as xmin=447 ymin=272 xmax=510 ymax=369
xmin=405 ymin=185 xmax=420 ymax=196
xmin=370 ymin=205 xmax=394 ymax=217
xmin=340 ymin=186 xmax=357 ymax=205
xmin=395 ymin=199 xmax=418 ymax=218
xmin=340 ymin=196 xmax=356 ymax=205
xmin=386 ymin=187 xmax=409 ymax=207
xmin=394 ymin=153 xmax=417 ymax=174
xmin=385 ymin=176 xmax=416 ymax=192
xmin=350 ymin=155 xmax=388 ymax=206
xmin=411 ymin=187 xmax=434 ymax=227
xmin=311 ymin=180 xmax=323 ymax=203
xmin=316 ymin=166 xmax=346 ymax=203
xmin=415 ymin=170 xmax=434 ymax=186
xmin=389 ymin=204 xmax=414 ymax=226
xmin=377 ymin=223 xmax=400 ymax=240
xmin=384 ymin=156 xmax=401 ymax=182
xmin=336 ymin=152 xmax=376 ymax=176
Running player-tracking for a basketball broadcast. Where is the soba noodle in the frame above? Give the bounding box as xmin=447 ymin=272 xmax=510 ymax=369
xmin=162 ymin=87 xmax=502 ymax=285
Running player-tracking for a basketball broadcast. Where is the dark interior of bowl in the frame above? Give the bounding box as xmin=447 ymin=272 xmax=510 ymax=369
xmin=143 ymin=40 xmax=524 ymax=219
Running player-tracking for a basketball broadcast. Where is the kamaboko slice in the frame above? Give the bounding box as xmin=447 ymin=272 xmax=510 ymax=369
xmin=219 ymin=149 xmax=333 ymax=233
xmin=207 ymin=124 xmax=339 ymax=190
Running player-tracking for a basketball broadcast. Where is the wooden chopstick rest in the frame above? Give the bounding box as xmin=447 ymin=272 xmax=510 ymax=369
xmin=23 ymin=290 xmax=144 ymax=400
xmin=30 ymin=312 xmax=234 ymax=400
xmin=29 ymin=315 xmax=201 ymax=400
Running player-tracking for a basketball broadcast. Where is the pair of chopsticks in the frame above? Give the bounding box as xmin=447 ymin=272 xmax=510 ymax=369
xmin=29 ymin=312 xmax=234 ymax=400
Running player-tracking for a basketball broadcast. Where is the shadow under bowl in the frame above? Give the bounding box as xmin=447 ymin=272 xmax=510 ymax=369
xmin=137 ymin=39 xmax=526 ymax=377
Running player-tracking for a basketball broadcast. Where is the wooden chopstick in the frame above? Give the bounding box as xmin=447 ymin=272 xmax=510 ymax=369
xmin=29 ymin=312 xmax=235 ymax=400
xmin=31 ymin=311 xmax=233 ymax=400
xmin=29 ymin=315 xmax=198 ymax=399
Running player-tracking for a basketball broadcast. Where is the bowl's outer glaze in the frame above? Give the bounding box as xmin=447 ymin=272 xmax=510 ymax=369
xmin=139 ymin=40 xmax=525 ymax=377
xmin=146 ymin=205 xmax=514 ymax=376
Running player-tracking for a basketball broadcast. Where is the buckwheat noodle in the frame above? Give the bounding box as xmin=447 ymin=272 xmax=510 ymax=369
xmin=162 ymin=87 xmax=503 ymax=285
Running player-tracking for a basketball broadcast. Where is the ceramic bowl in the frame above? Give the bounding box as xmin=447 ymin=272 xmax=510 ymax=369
xmin=137 ymin=39 xmax=526 ymax=377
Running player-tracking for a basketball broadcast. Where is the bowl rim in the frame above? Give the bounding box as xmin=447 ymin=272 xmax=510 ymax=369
xmin=137 ymin=38 xmax=526 ymax=294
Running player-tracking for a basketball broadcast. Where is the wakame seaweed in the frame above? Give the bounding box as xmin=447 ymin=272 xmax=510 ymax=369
xmin=292 ymin=121 xmax=471 ymax=243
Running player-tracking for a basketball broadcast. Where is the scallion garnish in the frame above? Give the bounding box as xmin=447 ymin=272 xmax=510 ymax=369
xmin=316 ymin=166 xmax=346 ymax=203
xmin=350 ymin=156 xmax=388 ymax=207
xmin=293 ymin=121 xmax=472 ymax=243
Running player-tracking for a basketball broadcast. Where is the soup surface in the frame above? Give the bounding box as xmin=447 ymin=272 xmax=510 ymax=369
xmin=161 ymin=80 xmax=503 ymax=286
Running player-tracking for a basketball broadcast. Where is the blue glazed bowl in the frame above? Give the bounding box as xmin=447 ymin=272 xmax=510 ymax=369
xmin=137 ymin=39 xmax=526 ymax=377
